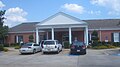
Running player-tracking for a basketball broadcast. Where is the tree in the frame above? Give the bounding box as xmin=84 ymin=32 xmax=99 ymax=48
xmin=0 ymin=10 xmax=8 ymax=44
xmin=91 ymin=30 xmax=99 ymax=46
xmin=29 ymin=35 xmax=34 ymax=42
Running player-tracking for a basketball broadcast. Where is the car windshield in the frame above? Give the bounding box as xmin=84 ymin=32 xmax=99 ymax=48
xmin=22 ymin=43 xmax=32 ymax=47
xmin=72 ymin=41 xmax=84 ymax=46
xmin=44 ymin=41 xmax=55 ymax=45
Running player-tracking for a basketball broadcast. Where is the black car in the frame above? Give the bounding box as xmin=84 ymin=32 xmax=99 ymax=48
xmin=70 ymin=41 xmax=86 ymax=55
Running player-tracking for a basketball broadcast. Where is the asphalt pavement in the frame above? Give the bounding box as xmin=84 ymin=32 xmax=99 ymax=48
xmin=0 ymin=48 xmax=120 ymax=67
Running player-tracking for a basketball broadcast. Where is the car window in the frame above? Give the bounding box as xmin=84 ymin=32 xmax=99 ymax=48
xmin=72 ymin=41 xmax=84 ymax=46
xmin=44 ymin=41 xmax=55 ymax=45
xmin=34 ymin=44 xmax=39 ymax=46
xmin=22 ymin=43 xmax=32 ymax=47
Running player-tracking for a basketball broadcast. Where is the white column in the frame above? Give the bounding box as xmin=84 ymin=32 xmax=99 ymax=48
xmin=36 ymin=28 xmax=39 ymax=44
xmin=16 ymin=35 xmax=18 ymax=43
xmin=46 ymin=32 xmax=49 ymax=40
xmin=69 ymin=27 xmax=72 ymax=44
xmin=99 ymin=27 xmax=102 ymax=41
xmin=84 ymin=27 xmax=88 ymax=45
xmin=51 ymin=28 xmax=54 ymax=40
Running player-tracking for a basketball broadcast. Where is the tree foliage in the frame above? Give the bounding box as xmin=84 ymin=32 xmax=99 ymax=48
xmin=91 ymin=30 xmax=99 ymax=41
xmin=91 ymin=30 xmax=99 ymax=46
xmin=0 ymin=10 xmax=8 ymax=44
xmin=29 ymin=35 xmax=34 ymax=42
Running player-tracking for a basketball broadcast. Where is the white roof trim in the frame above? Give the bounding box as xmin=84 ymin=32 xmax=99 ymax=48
xmin=37 ymin=24 xmax=88 ymax=29
xmin=36 ymin=12 xmax=87 ymax=26
xmin=9 ymin=31 xmax=45 ymax=33
xmin=89 ymin=28 xmax=120 ymax=31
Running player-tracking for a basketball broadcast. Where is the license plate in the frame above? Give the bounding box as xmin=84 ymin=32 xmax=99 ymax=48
xmin=77 ymin=50 xmax=80 ymax=52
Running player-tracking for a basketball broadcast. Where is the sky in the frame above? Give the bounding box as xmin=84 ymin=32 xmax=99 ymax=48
xmin=0 ymin=0 xmax=120 ymax=28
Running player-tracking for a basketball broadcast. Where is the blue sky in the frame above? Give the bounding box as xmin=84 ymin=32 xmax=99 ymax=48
xmin=0 ymin=0 xmax=120 ymax=27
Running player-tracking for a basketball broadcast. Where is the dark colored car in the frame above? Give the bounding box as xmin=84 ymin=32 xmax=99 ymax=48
xmin=70 ymin=41 xmax=86 ymax=55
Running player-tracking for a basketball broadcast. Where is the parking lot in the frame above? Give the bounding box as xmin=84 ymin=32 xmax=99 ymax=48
xmin=0 ymin=48 xmax=120 ymax=67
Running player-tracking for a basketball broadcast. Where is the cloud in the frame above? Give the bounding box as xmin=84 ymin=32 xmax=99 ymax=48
xmin=62 ymin=3 xmax=84 ymax=14
xmin=90 ymin=0 xmax=120 ymax=15
xmin=0 ymin=1 xmax=5 ymax=8
xmin=4 ymin=7 xmax=27 ymax=27
xmin=88 ymin=10 xmax=101 ymax=15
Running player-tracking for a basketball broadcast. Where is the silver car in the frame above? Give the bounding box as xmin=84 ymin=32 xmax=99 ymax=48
xmin=19 ymin=43 xmax=41 ymax=54
xmin=42 ymin=40 xmax=62 ymax=54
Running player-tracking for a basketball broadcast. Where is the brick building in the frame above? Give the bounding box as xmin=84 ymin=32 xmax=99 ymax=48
xmin=7 ymin=12 xmax=120 ymax=45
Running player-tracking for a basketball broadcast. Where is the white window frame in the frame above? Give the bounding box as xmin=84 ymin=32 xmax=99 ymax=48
xmin=113 ymin=32 xmax=119 ymax=42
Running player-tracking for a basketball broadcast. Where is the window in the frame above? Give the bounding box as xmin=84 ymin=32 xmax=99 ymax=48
xmin=15 ymin=35 xmax=23 ymax=43
xmin=44 ymin=41 xmax=55 ymax=45
xmin=34 ymin=44 xmax=39 ymax=46
xmin=113 ymin=33 xmax=119 ymax=42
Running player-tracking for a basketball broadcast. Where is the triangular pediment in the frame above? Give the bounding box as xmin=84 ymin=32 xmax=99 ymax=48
xmin=37 ymin=12 xmax=87 ymax=26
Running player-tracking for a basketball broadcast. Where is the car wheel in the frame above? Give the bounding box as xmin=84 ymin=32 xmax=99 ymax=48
xmin=20 ymin=53 xmax=24 ymax=55
xmin=42 ymin=52 xmax=46 ymax=54
xmin=56 ymin=48 xmax=59 ymax=54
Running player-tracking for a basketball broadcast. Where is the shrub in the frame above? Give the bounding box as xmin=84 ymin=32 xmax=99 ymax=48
xmin=3 ymin=48 xmax=9 ymax=52
xmin=92 ymin=45 xmax=108 ymax=49
xmin=4 ymin=43 xmax=9 ymax=47
xmin=14 ymin=45 xmax=20 ymax=49
xmin=63 ymin=42 xmax=70 ymax=49
xmin=10 ymin=43 xmax=20 ymax=47
xmin=0 ymin=45 xmax=4 ymax=51
xmin=107 ymin=45 xmax=116 ymax=48
xmin=112 ymin=42 xmax=120 ymax=47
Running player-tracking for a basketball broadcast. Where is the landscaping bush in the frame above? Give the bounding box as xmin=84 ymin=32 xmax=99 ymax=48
xmin=4 ymin=43 xmax=9 ymax=47
xmin=14 ymin=45 xmax=20 ymax=49
xmin=63 ymin=42 xmax=70 ymax=49
xmin=107 ymin=45 xmax=116 ymax=48
xmin=10 ymin=43 xmax=20 ymax=47
xmin=92 ymin=45 xmax=108 ymax=49
xmin=0 ymin=45 xmax=4 ymax=51
xmin=112 ymin=42 xmax=120 ymax=47
xmin=3 ymin=48 xmax=9 ymax=52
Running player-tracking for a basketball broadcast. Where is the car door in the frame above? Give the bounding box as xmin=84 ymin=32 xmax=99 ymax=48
xmin=34 ymin=44 xmax=40 ymax=52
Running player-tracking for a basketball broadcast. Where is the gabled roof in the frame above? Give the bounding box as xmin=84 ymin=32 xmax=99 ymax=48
xmin=84 ymin=19 xmax=120 ymax=29
xmin=9 ymin=19 xmax=120 ymax=33
xmin=9 ymin=22 xmax=39 ymax=33
xmin=37 ymin=12 xmax=87 ymax=26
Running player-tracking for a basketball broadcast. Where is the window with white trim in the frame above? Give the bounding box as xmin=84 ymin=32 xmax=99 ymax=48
xmin=113 ymin=33 xmax=119 ymax=42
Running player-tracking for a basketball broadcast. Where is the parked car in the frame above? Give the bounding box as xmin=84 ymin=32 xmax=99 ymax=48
xmin=70 ymin=41 xmax=86 ymax=55
xmin=42 ymin=40 xmax=62 ymax=54
xmin=19 ymin=42 xmax=41 ymax=54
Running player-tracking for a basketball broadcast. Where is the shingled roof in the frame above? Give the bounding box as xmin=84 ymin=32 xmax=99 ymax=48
xmin=9 ymin=22 xmax=39 ymax=33
xmin=84 ymin=19 xmax=120 ymax=29
xmin=9 ymin=19 xmax=120 ymax=33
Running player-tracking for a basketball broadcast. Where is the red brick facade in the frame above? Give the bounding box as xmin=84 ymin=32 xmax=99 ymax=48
xmin=7 ymin=30 xmax=120 ymax=45
xmin=89 ymin=30 xmax=120 ymax=42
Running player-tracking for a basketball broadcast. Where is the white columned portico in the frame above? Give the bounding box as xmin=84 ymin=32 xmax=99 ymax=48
xmin=51 ymin=28 xmax=54 ymax=40
xmin=69 ymin=27 xmax=72 ymax=44
xmin=84 ymin=26 xmax=88 ymax=45
xmin=36 ymin=28 xmax=39 ymax=44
